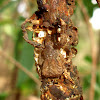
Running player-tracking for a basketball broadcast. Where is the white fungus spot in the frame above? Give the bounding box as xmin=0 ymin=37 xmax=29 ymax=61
xmin=34 ymin=57 xmax=38 ymax=63
xmin=60 ymin=48 xmax=66 ymax=58
xmin=38 ymin=31 xmax=46 ymax=37
xmin=57 ymin=28 xmax=61 ymax=33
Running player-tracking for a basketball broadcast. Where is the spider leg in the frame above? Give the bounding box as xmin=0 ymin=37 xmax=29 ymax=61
xmin=21 ymin=14 xmax=44 ymax=48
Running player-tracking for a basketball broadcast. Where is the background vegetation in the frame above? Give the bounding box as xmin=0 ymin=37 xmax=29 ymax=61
xmin=0 ymin=0 xmax=100 ymax=100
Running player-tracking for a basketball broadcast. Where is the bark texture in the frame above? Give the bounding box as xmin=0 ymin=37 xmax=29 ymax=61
xmin=21 ymin=0 xmax=83 ymax=99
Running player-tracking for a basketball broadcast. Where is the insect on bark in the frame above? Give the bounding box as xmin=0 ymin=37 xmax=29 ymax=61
xmin=21 ymin=0 xmax=83 ymax=99
xmin=21 ymin=0 xmax=73 ymax=78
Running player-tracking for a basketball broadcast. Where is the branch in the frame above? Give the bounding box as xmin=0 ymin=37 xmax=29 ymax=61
xmin=21 ymin=0 xmax=83 ymax=99
xmin=77 ymin=0 xmax=97 ymax=100
xmin=0 ymin=49 xmax=41 ymax=86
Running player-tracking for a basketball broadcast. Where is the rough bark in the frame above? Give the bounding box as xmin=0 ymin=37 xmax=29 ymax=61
xmin=21 ymin=0 xmax=83 ymax=99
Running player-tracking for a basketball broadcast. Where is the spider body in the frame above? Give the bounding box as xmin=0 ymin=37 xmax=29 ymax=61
xmin=21 ymin=0 xmax=83 ymax=99
xmin=37 ymin=35 xmax=66 ymax=78
xmin=21 ymin=0 xmax=76 ymax=78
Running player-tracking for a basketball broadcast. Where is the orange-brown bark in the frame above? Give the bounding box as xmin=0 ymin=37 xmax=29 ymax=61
xmin=21 ymin=0 xmax=83 ymax=99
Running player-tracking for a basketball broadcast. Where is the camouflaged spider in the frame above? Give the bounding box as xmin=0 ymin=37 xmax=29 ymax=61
xmin=21 ymin=0 xmax=83 ymax=99
xmin=21 ymin=0 xmax=77 ymax=78
xmin=21 ymin=13 xmax=68 ymax=78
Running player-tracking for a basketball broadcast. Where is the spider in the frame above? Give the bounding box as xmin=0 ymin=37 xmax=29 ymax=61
xmin=21 ymin=0 xmax=77 ymax=78
xmin=21 ymin=15 xmax=69 ymax=78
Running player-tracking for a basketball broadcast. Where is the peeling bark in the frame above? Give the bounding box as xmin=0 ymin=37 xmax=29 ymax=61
xmin=21 ymin=0 xmax=83 ymax=99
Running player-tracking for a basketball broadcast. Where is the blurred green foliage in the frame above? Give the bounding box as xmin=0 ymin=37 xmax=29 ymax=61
xmin=0 ymin=92 xmax=8 ymax=100
xmin=83 ymin=0 xmax=98 ymax=17
xmin=0 ymin=0 xmax=100 ymax=100
xmin=84 ymin=55 xmax=92 ymax=63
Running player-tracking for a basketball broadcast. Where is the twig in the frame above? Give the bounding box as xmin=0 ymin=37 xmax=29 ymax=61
xmin=77 ymin=1 xmax=97 ymax=100
xmin=0 ymin=49 xmax=41 ymax=86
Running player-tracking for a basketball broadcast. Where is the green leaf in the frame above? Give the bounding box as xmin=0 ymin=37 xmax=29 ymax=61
xmin=20 ymin=79 xmax=37 ymax=94
xmin=83 ymin=74 xmax=91 ymax=90
xmin=14 ymin=30 xmax=23 ymax=60
xmin=16 ymin=32 xmax=35 ymax=87
xmin=0 ymin=19 xmax=13 ymax=26
xmin=0 ymin=92 xmax=8 ymax=100
xmin=0 ymin=1 xmax=14 ymax=13
xmin=0 ymin=0 xmax=6 ymax=6
xmin=83 ymin=0 xmax=98 ymax=17
xmin=96 ymin=71 xmax=100 ymax=85
xmin=84 ymin=55 xmax=92 ymax=63
xmin=94 ymin=72 xmax=100 ymax=100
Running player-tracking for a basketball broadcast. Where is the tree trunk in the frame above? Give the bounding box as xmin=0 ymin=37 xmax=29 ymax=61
xmin=21 ymin=0 xmax=83 ymax=99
